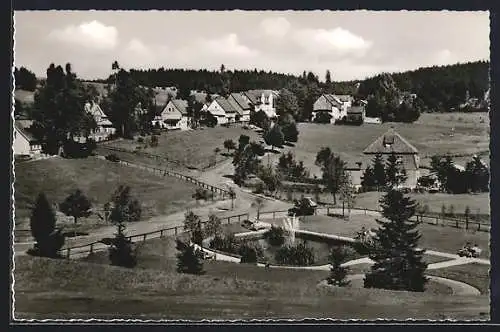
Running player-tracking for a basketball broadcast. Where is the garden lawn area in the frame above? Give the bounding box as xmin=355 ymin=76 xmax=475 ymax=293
xmin=103 ymin=126 xmax=261 ymax=170
xmin=427 ymin=263 xmax=491 ymax=295
xmin=355 ymin=192 xmax=490 ymax=222
xmin=14 ymin=157 xmax=199 ymax=230
xmin=268 ymin=113 xmax=489 ymax=177
xmin=264 ymin=214 xmax=490 ymax=258
xmin=15 ymin=245 xmax=489 ymax=320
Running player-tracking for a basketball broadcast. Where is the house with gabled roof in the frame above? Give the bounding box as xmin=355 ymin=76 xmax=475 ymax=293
xmin=156 ymin=99 xmax=190 ymax=130
xmin=206 ymin=97 xmax=238 ymax=125
xmin=227 ymin=92 xmax=252 ymax=122
xmin=83 ymin=101 xmax=116 ymax=141
xmin=345 ymin=128 xmax=420 ymax=190
xmin=312 ymin=94 xmax=353 ymax=123
xmin=13 ymin=120 xmax=42 ymax=156
xmin=241 ymin=89 xmax=279 ymax=119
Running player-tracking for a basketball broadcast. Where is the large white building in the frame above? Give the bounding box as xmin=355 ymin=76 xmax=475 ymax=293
xmin=312 ymin=94 xmax=353 ymax=123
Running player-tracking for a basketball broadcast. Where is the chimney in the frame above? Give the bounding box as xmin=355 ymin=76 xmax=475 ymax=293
xmin=356 ymin=162 xmax=362 ymax=169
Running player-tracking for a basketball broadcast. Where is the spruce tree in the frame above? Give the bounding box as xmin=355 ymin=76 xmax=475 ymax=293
xmin=327 ymin=246 xmax=351 ymax=287
xmin=29 ymin=193 xmax=65 ymax=257
xmin=385 ymin=153 xmax=408 ymax=189
xmin=364 ymin=189 xmax=428 ymax=292
xmin=176 ymin=239 xmax=205 ymax=275
xmin=372 ymin=153 xmax=386 ymax=191
xmin=109 ymin=222 xmax=137 ymax=268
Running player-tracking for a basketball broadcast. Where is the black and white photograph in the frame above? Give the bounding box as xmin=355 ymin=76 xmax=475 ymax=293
xmin=11 ymin=9 xmax=491 ymax=321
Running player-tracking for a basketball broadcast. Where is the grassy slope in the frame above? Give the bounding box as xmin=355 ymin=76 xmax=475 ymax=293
xmin=14 ymin=241 xmax=489 ymax=320
xmin=355 ymin=192 xmax=490 ymax=219
xmin=14 ymin=157 xmax=199 ymax=227
xmin=106 ymin=126 xmax=261 ymax=169
xmin=427 ymin=263 xmax=491 ymax=295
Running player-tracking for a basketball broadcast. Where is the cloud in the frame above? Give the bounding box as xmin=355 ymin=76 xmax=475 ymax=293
xmin=198 ymin=33 xmax=258 ymax=57
xmin=48 ymin=20 xmax=118 ymax=50
xmin=260 ymin=17 xmax=291 ymax=38
xmin=294 ymin=27 xmax=372 ymax=57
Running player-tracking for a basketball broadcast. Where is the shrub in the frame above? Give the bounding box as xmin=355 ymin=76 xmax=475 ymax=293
xmin=176 ymin=239 xmax=205 ymax=275
xmin=263 ymin=225 xmax=286 ymax=246
xmin=253 ymin=182 xmax=265 ymax=194
xmin=209 ymin=233 xmax=240 ymax=255
xmin=150 ymin=135 xmax=159 ymax=147
xmin=275 ymin=241 xmax=315 ymax=266
xmin=239 ymin=242 xmax=261 ymax=264
xmin=105 ymin=154 xmax=120 ymax=162
xmin=192 ymin=188 xmax=210 ymax=200
xmin=137 ymin=137 xmax=144 ymax=143
xmin=109 ymin=223 xmax=137 ymax=268
xmin=327 ymin=246 xmax=351 ymax=287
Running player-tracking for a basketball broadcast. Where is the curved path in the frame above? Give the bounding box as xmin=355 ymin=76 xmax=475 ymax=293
xmin=318 ymin=274 xmax=481 ymax=296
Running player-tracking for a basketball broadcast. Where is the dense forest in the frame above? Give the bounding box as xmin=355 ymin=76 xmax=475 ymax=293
xmin=91 ymin=60 xmax=488 ymax=113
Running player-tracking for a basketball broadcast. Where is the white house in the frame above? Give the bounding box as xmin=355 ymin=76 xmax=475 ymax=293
xmin=312 ymin=94 xmax=353 ymax=123
xmin=242 ymin=90 xmax=279 ymax=119
xmin=155 ymin=99 xmax=190 ymax=130
xmin=14 ymin=120 xmax=42 ymax=156
xmin=207 ymin=97 xmax=238 ymax=125
xmin=84 ymin=101 xmax=116 ymax=141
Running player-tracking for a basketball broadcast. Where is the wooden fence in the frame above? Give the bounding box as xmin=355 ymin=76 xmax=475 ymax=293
xmin=58 ymin=212 xmax=250 ymax=259
xmin=94 ymin=155 xmax=232 ymax=199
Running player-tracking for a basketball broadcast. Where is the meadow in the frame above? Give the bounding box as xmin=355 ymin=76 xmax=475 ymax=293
xmin=14 ymin=157 xmax=199 ymax=232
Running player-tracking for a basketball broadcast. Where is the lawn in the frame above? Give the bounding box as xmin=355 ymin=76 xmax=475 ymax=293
xmin=267 ymin=113 xmax=489 ymax=177
xmin=427 ymin=263 xmax=491 ymax=295
xmin=14 ymin=246 xmax=489 ymax=320
xmin=355 ymin=191 xmax=490 ymax=222
xmin=104 ymin=126 xmax=261 ymax=170
xmin=264 ymin=214 xmax=490 ymax=258
xmin=14 ymin=157 xmax=199 ymax=231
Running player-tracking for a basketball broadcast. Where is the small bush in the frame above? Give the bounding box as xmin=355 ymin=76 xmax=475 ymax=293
xmin=327 ymin=246 xmax=351 ymax=287
xmin=209 ymin=234 xmax=240 ymax=255
xmin=176 ymin=239 xmax=205 ymax=275
xmin=192 ymin=188 xmax=211 ymax=200
xmin=105 ymin=154 xmax=120 ymax=162
xmin=137 ymin=137 xmax=144 ymax=143
xmin=263 ymin=225 xmax=286 ymax=246
xmin=275 ymin=241 xmax=315 ymax=266
xmin=239 ymin=242 xmax=261 ymax=264
xmin=253 ymin=182 xmax=265 ymax=194
xmin=150 ymin=135 xmax=159 ymax=147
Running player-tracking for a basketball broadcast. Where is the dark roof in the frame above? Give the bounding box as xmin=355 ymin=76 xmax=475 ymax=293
xmin=363 ymin=128 xmax=419 ymax=155
xmin=227 ymin=98 xmax=244 ymax=116
xmin=171 ymin=99 xmax=188 ymax=115
xmin=347 ymin=106 xmax=365 ymax=114
xmin=215 ymin=97 xmax=237 ymax=114
xmin=243 ymin=90 xmax=279 ymax=104
xmin=230 ymin=93 xmax=252 ymax=110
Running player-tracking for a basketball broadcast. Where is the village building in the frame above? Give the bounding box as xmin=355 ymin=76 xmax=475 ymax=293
xmin=346 ymin=128 xmax=420 ymax=190
xmin=13 ymin=120 xmax=42 ymax=156
xmin=242 ymin=90 xmax=279 ymax=119
xmin=312 ymin=94 xmax=353 ymax=123
xmin=154 ymin=99 xmax=190 ymax=130
xmin=227 ymin=92 xmax=252 ymax=123
xmin=207 ymin=97 xmax=238 ymax=125
xmin=345 ymin=106 xmax=366 ymax=125
xmin=84 ymin=101 xmax=116 ymax=141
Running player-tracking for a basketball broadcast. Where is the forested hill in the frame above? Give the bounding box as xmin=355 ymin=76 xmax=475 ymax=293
xmin=357 ymin=61 xmax=489 ymax=111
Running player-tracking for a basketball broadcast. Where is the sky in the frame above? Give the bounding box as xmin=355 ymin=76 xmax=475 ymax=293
xmin=14 ymin=10 xmax=490 ymax=82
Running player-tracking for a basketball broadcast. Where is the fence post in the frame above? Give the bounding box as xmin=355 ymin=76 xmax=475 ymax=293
xmin=160 ymin=229 xmax=164 ymax=238
xmin=272 ymin=211 xmax=275 ymax=219
xmin=174 ymin=227 xmax=178 ymax=235
xmin=364 ymin=209 xmax=367 ymax=215
xmin=227 ymin=217 xmax=231 ymax=224
xmin=465 ymin=218 xmax=469 ymax=230
xmin=66 ymin=248 xmax=70 ymax=258
xmin=327 ymin=206 xmax=330 ymax=215
xmin=477 ymin=222 xmax=480 ymax=231
xmin=90 ymin=243 xmax=94 ymax=254
xmin=238 ymin=215 xmax=241 ymax=222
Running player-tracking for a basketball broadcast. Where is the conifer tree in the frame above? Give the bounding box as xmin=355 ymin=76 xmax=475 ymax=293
xmin=176 ymin=239 xmax=205 ymax=275
xmin=59 ymin=189 xmax=92 ymax=224
xmin=327 ymin=246 xmax=351 ymax=287
xmin=29 ymin=192 xmax=65 ymax=257
xmin=385 ymin=153 xmax=408 ymax=189
xmin=364 ymin=189 xmax=428 ymax=292
xmin=372 ymin=153 xmax=387 ymax=191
